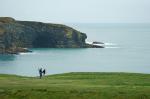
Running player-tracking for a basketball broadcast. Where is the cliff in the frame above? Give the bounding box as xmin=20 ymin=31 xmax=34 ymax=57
xmin=0 ymin=17 xmax=103 ymax=54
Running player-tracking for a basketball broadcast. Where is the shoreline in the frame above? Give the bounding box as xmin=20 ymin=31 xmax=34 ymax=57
xmin=0 ymin=72 xmax=150 ymax=77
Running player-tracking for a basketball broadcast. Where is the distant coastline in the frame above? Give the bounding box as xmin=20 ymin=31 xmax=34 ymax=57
xmin=0 ymin=17 xmax=104 ymax=54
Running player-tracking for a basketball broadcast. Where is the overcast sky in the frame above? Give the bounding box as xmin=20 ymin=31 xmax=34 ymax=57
xmin=0 ymin=0 xmax=150 ymax=23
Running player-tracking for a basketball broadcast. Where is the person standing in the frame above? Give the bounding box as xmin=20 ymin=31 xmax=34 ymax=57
xmin=43 ymin=69 xmax=46 ymax=76
xmin=39 ymin=68 xmax=43 ymax=79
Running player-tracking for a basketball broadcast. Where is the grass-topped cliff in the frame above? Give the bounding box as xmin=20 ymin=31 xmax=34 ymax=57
xmin=0 ymin=17 xmax=103 ymax=54
xmin=0 ymin=72 xmax=150 ymax=99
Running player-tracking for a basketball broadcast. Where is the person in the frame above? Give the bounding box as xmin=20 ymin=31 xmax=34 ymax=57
xmin=39 ymin=68 xmax=43 ymax=79
xmin=43 ymin=69 xmax=46 ymax=76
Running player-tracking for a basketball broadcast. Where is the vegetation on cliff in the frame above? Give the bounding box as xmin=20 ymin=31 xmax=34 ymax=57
xmin=0 ymin=17 xmax=102 ymax=54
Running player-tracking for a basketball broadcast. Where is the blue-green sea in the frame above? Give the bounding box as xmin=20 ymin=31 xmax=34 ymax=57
xmin=0 ymin=23 xmax=150 ymax=76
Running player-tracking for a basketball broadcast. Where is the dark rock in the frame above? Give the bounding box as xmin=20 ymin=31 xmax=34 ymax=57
xmin=92 ymin=41 xmax=104 ymax=44
xmin=86 ymin=44 xmax=104 ymax=48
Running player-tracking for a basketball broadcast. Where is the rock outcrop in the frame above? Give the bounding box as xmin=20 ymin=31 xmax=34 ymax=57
xmin=0 ymin=17 xmax=103 ymax=54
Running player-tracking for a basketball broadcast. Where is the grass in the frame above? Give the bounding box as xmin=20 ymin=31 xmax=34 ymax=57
xmin=0 ymin=72 xmax=150 ymax=99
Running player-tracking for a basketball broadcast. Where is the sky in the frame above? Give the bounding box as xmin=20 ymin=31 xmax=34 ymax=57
xmin=0 ymin=0 xmax=150 ymax=23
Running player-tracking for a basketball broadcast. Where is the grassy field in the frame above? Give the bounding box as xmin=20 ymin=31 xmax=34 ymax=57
xmin=0 ymin=72 xmax=150 ymax=99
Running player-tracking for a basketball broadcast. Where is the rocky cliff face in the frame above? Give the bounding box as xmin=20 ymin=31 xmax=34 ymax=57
xmin=0 ymin=17 xmax=102 ymax=54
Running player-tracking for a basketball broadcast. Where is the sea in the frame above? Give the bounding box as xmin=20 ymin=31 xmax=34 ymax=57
xmin=0 ymin=23 xmax=150 ymax=76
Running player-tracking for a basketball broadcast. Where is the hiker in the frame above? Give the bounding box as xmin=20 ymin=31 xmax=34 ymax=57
xmin=43 ymin=69 xmax=46 ymax=76
xmin=39 ymin=68 xmax=43 ymax=79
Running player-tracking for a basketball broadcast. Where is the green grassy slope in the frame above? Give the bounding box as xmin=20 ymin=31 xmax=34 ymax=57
xmin=0 ymin=72 xmax=150 ymax=99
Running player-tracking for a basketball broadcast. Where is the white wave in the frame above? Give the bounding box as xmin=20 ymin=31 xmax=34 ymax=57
xmin=86 ymin=41 xmax=93 ymax=44
xmin=105 ymin=43 xmax=117 ymax=46
xmin=104 ymin=42 xmax=120 ymax=48
xmin=19 ymin=52 xmax=35 ymax=55
xmin=92 ymin=44 xmax=105 ymax=46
